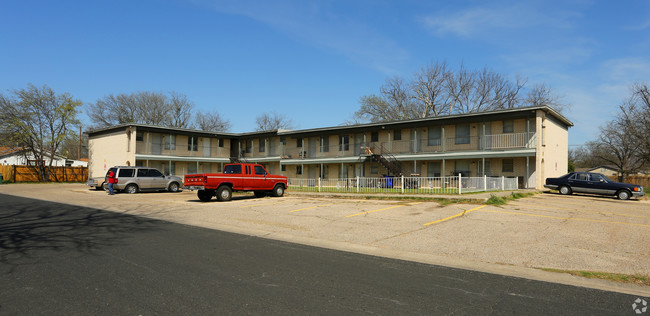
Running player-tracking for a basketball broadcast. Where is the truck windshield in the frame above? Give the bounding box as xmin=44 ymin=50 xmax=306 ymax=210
xmin=224 ymin=165 xmax=242 ymax=174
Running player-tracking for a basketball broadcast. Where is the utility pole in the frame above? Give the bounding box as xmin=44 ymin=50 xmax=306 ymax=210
xmin=78 ymin=125 xmax=81 ymax=160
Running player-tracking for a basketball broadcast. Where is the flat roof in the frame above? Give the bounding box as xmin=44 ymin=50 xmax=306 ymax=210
xmin=87 ymin=105 xmax=572 ymax=138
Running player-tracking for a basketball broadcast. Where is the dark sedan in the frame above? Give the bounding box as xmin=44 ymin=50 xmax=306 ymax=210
xmin=544 ymin=172 xmax=644 ymax=200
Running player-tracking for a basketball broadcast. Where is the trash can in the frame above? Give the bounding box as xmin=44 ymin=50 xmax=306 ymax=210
xmin=383 ymin=175 xmax=393 ymax=188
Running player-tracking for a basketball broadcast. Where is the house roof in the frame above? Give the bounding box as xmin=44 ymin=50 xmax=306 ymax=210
xmin=0 ymin=146 xmax=25 ymax=157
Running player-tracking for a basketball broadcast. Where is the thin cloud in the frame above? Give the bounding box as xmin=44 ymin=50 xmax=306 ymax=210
xmin=419 ymin=3 xmax=577 ymax=38
xmin=190 ymin=0 xmax=409 ymax=73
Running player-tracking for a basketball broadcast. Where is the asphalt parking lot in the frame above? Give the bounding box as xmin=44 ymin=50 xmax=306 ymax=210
xmin=0 ymin=184 xmax=648 ymax=294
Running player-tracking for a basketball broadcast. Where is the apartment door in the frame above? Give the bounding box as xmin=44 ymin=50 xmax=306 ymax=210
xmin=480 ymin=123 xmax=492 ymax=150
xmin=410 ymin=130 xmax=421 ymax=153
xmin=354 ymin=134 xmax=363 ymax=156
xmin=477 ymin=160 xmax=491 ymax=176
xmin=308 ymin=138 xmax=317 ymax=158
xmin=151 ymin=134 xmax=162 ymax=155
xmin=203 ymin=138 xmax=211 ymax=157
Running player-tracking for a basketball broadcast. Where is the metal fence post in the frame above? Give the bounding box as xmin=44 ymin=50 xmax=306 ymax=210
xmin=458 ymin=173 xmax=462 ymax=195
xmin=401 ymin=175 xmax=404 ymax=194
xmin=356 ymin=176 xmax=360 ymax=193
xmin=501 ymin=176 xmax=505 ymax=191
xmin=483 ymin=175 xmax=487 ymax=192
xmin=318 ymin=177 xmax=321 ymax=192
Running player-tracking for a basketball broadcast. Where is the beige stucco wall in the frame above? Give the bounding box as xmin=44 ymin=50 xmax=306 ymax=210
xmin=534 ymin=110 xmax=569 ymax=189
xmin=88 ymin=127 xmax=136 ymax=178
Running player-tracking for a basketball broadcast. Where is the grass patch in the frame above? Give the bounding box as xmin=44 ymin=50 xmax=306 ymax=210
xmin=539 ymin=268 xmax=650 ymax=286
xmin=486 ymin=192 xmax=536 ymax=206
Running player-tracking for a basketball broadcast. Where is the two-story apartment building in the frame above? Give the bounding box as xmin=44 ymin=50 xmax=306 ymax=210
xmin=87 ymin=106 xmax=572 ymax=189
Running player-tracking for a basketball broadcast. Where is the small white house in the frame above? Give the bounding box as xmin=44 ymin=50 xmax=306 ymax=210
xmin=0 ymin=147 xmax=87 ymax=167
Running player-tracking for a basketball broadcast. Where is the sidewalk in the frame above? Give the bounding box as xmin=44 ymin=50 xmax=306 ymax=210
xmin=285 ymin=189 xmax=538 ymax=201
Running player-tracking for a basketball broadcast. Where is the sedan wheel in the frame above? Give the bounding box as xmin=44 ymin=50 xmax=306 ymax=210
xmin=559 ymin=185 xmax=571 ymax=195
xmin=617 ymin=190 xmax=630 ymax=200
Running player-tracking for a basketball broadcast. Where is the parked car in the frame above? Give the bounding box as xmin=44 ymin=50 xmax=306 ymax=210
xmin=544 ymin=172 xmax=644 ymax=200
xmin=98 ymin=166 xmax=183 ymax=194
xmin=86 ymin=177 xmax=106 ymax=190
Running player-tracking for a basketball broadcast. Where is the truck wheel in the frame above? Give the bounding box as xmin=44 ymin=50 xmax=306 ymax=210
xmin=254 ymin=191 xmax=267 ymax=198
xmin=217 ymin=186 xmax=232 ymax=201
xmin=558 ymin=185 xmax=572 ymax=195
xmin=197 ymin=190 xmax=212 ymax=202
xmin=168 ymin=182 xmax=180 ymax=192
xmin=616 ymin=190 xmax=631 ymax=200
xmin=271 ymin=184 xmax=285 ymax=197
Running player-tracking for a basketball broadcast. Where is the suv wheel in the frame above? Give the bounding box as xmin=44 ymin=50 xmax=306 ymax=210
xmin=124 ymin=184 xmax=138 ymax=194
xmin=168 ymin=182 xmax=180 ymax=192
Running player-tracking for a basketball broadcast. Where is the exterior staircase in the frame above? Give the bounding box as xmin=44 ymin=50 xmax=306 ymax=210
xmin=368 ymin=144 xmax=402 ymax=176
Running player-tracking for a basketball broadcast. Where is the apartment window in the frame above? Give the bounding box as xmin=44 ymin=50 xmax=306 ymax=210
xmin=136 ymin=132 xmax=144 ymax=142
xmin=339 ymin=135 xmax=349 ymax=151
xmin=455 ymin=160 xmax=470 ymax=176
xmin=259 ymin=138 xmax=266 ymax=152
xmin=455 ymin=124 xmax=470 ymax=145
xmin=188 ymin=136 xmax=198 ymax=151
xmin=296 ymin=165 xmax=302 ymax=175
xmin=218 ymin=138 xmax=224 ymax=147
xmin=164 ymin=135 xmax=176 ymax=150
xmin=428 ymin=126 xmax=442 ymax=146
xmin=371 ymin=132 xmax=379 ymax=142
xmin=188 ymin=163 xmax=197 ymax=174
xmin=321 ymin=137 xmax=329 ymax=152
xmin=427 ymin=161 xmax=441 ymax=177
xmin=502 ymin=159 xmax=514 ymax=172
xmin=245 ymin=140 xmax=253 ymax=153
xmin=297 ymin=138 xmax=303 ymax=148
xmin=281 ymin=165 xmax=286 ymax=172
xmin=503 ymin=120 xmax=514 ymax=133
xmin=394 ymin=129 xmax=402 ymax=141
xmin=370 ymin=163 xmax=378 ymax=175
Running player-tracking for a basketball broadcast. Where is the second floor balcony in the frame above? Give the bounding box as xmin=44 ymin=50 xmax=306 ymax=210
xmin=282 ymin=132 xmax=536 ymax=160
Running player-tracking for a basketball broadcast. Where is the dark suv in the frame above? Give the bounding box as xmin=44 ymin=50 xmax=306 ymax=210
xmin=102 ymin=166 xmax=183 ymax=194
xmin=544 ymin=172 xmax=644 ymax=200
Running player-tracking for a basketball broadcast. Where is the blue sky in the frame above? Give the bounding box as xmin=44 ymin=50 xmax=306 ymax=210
xmin=1 ymin=0 xmax=649 ymax=146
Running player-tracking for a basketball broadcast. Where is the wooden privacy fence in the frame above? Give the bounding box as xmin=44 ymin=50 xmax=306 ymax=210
xmin=626 ymin=176 xmax=650 ymax=188
xmin=0 ymin=165 xmax=88 ymax=183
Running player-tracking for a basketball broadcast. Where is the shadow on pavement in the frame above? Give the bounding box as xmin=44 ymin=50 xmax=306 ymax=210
xmin=0 ymin=193 xmax=161 ymax=272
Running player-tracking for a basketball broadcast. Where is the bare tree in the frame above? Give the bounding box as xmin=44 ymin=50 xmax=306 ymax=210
xmin=167 ymin=92 xmax=194 ymax=128
xmin=194 ymin=110 xmax=232 ymax=132
xmin=619 ymin=82 xmax=650 ymax=166
xmin=411 ymin=61 xmax=452 ymax=117
xmin=524 ymin=83 xmax=567 ymax=114
xmin=87 ymin=91 xmax=195 ymax=128
xmin=0 ymin=84 xmax=81 ymax=181
xmin=352 ymin=61 xmax=536 ymax=123
xmin=590 ymin=114 xmax=645 ymax=182
xmin=255 ymin=112 xmax=294 ymax=131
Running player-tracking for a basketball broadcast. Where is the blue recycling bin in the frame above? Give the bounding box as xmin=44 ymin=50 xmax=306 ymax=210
xmin=383 ymin=175 xmax=393 ymax=188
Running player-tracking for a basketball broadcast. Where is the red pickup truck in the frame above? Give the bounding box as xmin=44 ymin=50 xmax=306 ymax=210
xmin=184 ymin=163 xmax=288 ymax=202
